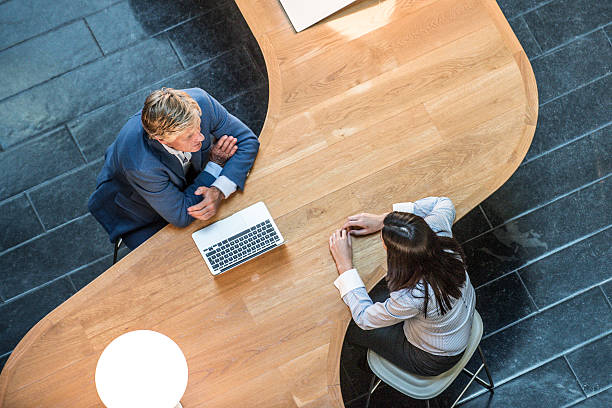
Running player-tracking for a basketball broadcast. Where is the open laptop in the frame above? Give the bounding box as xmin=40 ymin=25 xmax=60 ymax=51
xmin=279 ymin=0 xmax=358 ymax=32
xmin=192 ymin=202 xmax=285 ymax=276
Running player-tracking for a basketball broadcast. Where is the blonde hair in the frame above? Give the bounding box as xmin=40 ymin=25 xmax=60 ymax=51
xmin=141 ymin=88 xmax=202 ymax=142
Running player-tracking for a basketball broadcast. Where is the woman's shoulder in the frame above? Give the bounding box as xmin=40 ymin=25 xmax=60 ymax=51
xmin=389 ymin=286 xmax=426 ymax=307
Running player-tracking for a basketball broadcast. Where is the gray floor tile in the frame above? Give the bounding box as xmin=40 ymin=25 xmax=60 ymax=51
xmin=524 ymin=75 xmax=611 ymax=161
xmin=519 ymin=228 xmax=612 ymax=308
xmin=166 ymin=3 xmax=253 ymax=68
xmin=523 ymin=0 xmax=612 ymax=51
xmin=70 ymin=50 xmax=264 ymax=161
xmin=496 ymin=0 xmax=552 ymax=20
xmin=223 ymin=84 xmax=268 ymax=136
xmin=0 ymin=0 xmax=116 ymax=50
xmin=462 ymin=358 xmax=584 ymax=407
xmin=482 ymin=126 xmax=611 ymax=226
xmin=0 ymin=36 xmax=182 ymax=149
xmin=567 ymin=334 xmax=612 ymax=395
xmin=571 ymin=387 xmax=612 ymax=408
xmin=452 ymin=206 xmax=491 ymax=244
xmin=68 ymin=87 xmax=152 ymax=161
xmin=531 ymin=30 xmax=611 ymax=104
xmin=244 ymin=35 xmax=267 ymax=79
xmin=0 ymin=353 xmax=8 ymax=372
xmin=70 ymin=255 xmax=112 ymax=290
xmin=29 ymin=161 xmax=103 ymax=229
xmin=0 ymin=278 xmax=75 ymax=355
xmin=0 ymin=215 xmax=111 ymax=299
xmin=476 ymin=273 xmax=537 ymax=335
xmin=464 ymin=177 xmax=611 ymax=287
xmin=479 ymin=287 xmax=612 ymax=382
xmin=0 ymin=20 xmax=101 ymax=100
xmin=0 ymin=195 xmax=44 ymax=252
xmin=85 ymin=0 xmax=222 ymax=54
xmin=0 ymin=128 xmax=84 ymax=201
xmin=508 ymin=16 xmax=542 ymax=59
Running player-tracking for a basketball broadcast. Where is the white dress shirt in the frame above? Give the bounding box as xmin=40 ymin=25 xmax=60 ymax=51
xmin=161 ymin=144 xmax=237 ymax=198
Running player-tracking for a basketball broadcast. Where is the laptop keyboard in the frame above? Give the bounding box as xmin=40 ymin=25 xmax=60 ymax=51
xmin=204 ymin=220 xmax=280 ymax=273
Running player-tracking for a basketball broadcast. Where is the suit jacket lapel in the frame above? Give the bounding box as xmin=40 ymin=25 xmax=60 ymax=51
xmin=147 ymin=138 xmax=186 ymax=183
xmin=192 ymin=149 xmax=203 ymax=172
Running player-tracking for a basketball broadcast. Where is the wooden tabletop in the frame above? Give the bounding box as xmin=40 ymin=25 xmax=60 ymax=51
xmin=0 ymin=0 xmax=537 ymax=406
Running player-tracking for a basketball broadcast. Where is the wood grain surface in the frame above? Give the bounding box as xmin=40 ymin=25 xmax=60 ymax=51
xmin=0 ymin=0 xmax=537 ymax=406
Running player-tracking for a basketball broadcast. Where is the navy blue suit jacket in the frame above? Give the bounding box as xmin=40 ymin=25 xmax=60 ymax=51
xmin=88 ymin=88 xmax=260 ymax=243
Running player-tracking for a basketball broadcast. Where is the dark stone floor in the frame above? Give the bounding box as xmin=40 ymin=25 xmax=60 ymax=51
xmin=0 ymin=0 xmax=610 ymax=406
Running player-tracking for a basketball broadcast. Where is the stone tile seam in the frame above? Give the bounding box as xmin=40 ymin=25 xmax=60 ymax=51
xmin=241 ymin=44 xmax=266 ymax=83
xmin=0 ymin=0 xmax=125 ymax=53
xmin=520 ymin=120 xmax=612 ymax=168
xmin=0 ymin=23 xmax=191 ymax=105
xmin=483 ymin=329 xmax=612 ymax=396
xmin=0 ymin=53 xmax=108 ymax=104
xmin=82 ymin=17 xmax=105 ymax=56
xmin=462 ymin=173 xmax=612 ymax=247
xmin=0 ymin=253 xmax=112 ymax=306
xmin=0 ymin=10 xmax=230 ymax=105
xmin=507 ymin=0 xmax=556 ymax=20
xmin=495 ymin=173 xmax=612 ymax=226
xmin=24 ymin=192 xmax=46 ymax=233
xmin=66 ymin=275 xmax=79 ymax=293
xmin=64 ymin=124 xmax=88 ymax=164
xmin=475 ymin=224 xmax=612 ymax=294
xmin=167 ymin=38 xmax=187 ymax=70
xmin=0 ymin=213 xmax=91 ymax=258
xmin=83 ymin=4 xmax=228 ymax=60
xmin=528 ymin=23 xmax=612 ymax=63
xmin=563 ymin=384 xmax=612 ymax=407
xmin=0 ymin=44 xmax=258 ymax=154
xmin=0 ymin=156 xmax=104 ymax=207
xmin=58 ymin=47 xmax=239 ymax=135
xmin=562 ymin=355 xmax=589 ymax=399
xmin=605 ymin=27 xmax=612 ymax=46
xmin=477 ymin=204 xmax=494 ymax=230
xmin=0 ymin=123 xmax=66 ymax=153
xmin=513 ymin=271 xmax=540 ymax=311
xmin=600 ymin=285 xmax=612 ymax=310
xmin=481 ymin=275 xmax=612 ymax=341
xmin=516 ymin=15 xmax=543 ymax=55
xmin=537 ymin=71 xmax=612 ymax=109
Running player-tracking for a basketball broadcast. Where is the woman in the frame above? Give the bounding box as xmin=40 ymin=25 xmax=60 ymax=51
xmin=329 ymin=197 xmax=475 ymax=376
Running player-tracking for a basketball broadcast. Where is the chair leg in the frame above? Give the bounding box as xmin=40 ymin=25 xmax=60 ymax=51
xmin=452 ymin=346 xmax=494 ymax=407
xmin=478 ymin=346 xmax=494 ymax=389
xmin=365 ymin=375 xmax=381 ymax=408
xmin=426 ymin=400 xmax=430 ymax=408
xmin=113 ymin=238 xmax=123 ymax=265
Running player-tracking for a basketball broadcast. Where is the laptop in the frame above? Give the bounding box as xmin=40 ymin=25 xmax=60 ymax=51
xmin=192 ymin=202 xmax=285 ymax=276
xmin=279 ymin=0 xmax=358 ymax=32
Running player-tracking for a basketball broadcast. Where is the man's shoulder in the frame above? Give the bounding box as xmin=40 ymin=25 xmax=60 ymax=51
xmin=183 ymin=88 xmax=211 ymax=108
xmin=113 ymin=114 xmax=156 ymax=168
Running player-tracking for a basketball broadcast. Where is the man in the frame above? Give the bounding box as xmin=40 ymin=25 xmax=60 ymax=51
xmin=88 ymin=87 xmax=260 ymax=249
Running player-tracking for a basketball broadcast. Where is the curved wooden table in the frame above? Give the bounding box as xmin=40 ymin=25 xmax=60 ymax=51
xmin=0 ymin=0 xmax=537 ymax=406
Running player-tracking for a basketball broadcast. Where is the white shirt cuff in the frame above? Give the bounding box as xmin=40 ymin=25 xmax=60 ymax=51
xmin=204 ymin=161 xmax=223 ymax=178
xmin=212 ymin=175 xmax=237 ymax=198
xmin=333 ymin=268 xmax=365 ymax=297
xmin=393 ymin=202 xmax=415 ymax=213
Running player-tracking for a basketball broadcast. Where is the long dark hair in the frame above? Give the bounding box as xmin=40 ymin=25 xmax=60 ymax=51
xmin=382 ymin=212 xmax=466 ymax=317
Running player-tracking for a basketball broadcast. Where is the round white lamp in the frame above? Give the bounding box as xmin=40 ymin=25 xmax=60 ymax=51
xmin=95 ymin=330 xmax=189 ymax=408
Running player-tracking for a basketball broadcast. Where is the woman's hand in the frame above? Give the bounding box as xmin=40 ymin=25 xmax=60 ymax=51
xmin=342 ymin=212 xmax=388 ymax=236
xmin=329 ymin=229 xmax=353 ymax=275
